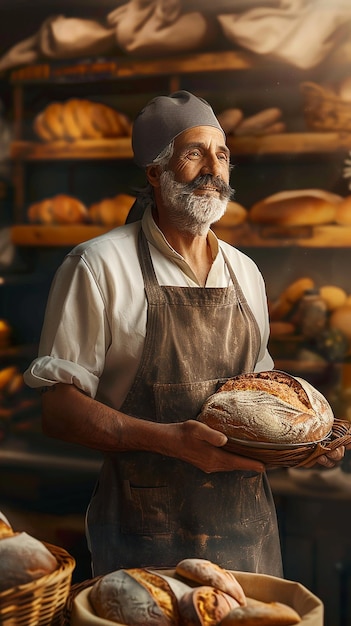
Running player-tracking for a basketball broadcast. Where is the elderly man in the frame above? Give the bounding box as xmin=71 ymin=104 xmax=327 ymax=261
xmin=24 ymin=91 xmax=345 ymax=577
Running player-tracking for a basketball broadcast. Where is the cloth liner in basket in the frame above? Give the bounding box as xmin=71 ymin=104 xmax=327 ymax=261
xmin=65 ymin=569 xmax=324 ymax=626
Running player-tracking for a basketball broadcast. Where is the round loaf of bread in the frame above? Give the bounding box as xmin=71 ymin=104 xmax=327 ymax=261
xmin=0 ymin=531 xmax=58 ymax=592
xmin=249 ymin=189 xmax=340 ymax=226
xmin=197 ymin=370 xmax=334 ymax=445
xmin=89 ymin=568 xmax=189 ymax=626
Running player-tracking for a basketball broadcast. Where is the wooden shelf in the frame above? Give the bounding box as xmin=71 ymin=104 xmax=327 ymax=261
xmin=11 ymin=225 xmax=112 ymax=247
xmin=8 ymin=50 xmax=267 ymax=84
xmin=10 ymin=132 xmax=351 ymax=161
xmin=11 ymin=222 xmax=351 ymax=248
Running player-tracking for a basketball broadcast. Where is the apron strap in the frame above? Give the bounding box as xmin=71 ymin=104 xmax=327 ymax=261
xmin=137 ymin=228 xmax=166 ymax=305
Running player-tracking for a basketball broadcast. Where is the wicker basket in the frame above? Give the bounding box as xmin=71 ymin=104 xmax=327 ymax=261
xmin=224 ymin=418 xmax=351 ymax=469
xmin=300 ymin=81 xmax=351 ymax=131
xmin=0 ymin=542 xmax=75 ymax=626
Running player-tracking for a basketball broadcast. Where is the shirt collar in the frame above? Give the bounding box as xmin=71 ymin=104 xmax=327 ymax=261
xmin=141 ymin=206 xmax=220 ymax=285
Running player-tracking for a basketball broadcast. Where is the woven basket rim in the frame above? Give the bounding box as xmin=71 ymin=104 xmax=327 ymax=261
xmin=223 ymin=418 xmax=351 ymax=468
xmin=0 ymin=541 xmax=76 ymax=603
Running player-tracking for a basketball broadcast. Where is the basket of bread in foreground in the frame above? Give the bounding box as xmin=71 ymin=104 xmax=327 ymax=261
xmin=197 ymin=369 xmax=351 ymax=468
xmin=0 ymin=513 xmax=75 ymax=625
xmin=67 ymin=557 xmax=323 ymax=626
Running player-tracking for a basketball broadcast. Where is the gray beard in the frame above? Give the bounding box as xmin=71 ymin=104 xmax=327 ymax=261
xmin=159 ymin=170 xmax=228 ymax=236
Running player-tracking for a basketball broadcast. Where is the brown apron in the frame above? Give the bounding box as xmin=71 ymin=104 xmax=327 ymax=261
xmin=87 ymin=229 xmax=283 ymax=578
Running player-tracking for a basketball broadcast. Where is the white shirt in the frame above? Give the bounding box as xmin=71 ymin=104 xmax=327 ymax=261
xmin=24 ymin=207 xmax=273 ymax=409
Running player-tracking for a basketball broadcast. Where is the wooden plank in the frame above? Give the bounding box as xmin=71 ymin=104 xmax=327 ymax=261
xmin=10 ymin=138 xmax=133 ymax=161
xmin=9 ymin=51 xmax=259 ymax=84
xmin=10 ymin=132 xmax=351 ymax=161
xmin=228 ymin=132 xmax=351 ymax=155
xmin=11 ymin=225 xmax=112 ymax=247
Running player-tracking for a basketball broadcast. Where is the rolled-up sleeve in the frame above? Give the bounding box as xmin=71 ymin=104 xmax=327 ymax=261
xmin=23 ymin=253 xmax=110 ymax=398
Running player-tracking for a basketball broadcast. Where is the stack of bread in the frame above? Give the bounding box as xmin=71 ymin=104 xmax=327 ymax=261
xmin=87 ymin=557 xmax=301 ymax=625
xmin=269 ymin=276 xmax=351 ymax=362
xmin=217 ymin=107 xmax=286 ymax=136
xmin=33 ymin=99 xmax=132 ymax=142
xmin=27 ymin=194 xmax=89 ymax=224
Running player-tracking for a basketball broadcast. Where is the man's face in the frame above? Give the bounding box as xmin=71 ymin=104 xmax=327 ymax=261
xmin=159 ymin=126 xmax=234 ymax=236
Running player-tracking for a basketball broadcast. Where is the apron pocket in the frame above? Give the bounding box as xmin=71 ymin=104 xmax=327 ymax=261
xmin=121 ymin=480 xmax=170 ymax=535
xmin=153 ymin=378 xmax=227 ymax=422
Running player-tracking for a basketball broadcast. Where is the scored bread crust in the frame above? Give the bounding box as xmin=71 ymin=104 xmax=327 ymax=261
xmin=198 ymin=370 xmax=334 ymax=445
xmin=176 ymin=559 xmax=246 ymax=607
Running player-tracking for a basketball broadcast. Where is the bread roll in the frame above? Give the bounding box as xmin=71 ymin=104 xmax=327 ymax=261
xmin=234 ymin=108 xmax=283 ymax=136
xmin=88 ymin=193 xmax=135 ymax=226
xmin=176 ymin=559 xmax=246 ymax=606
xmin=269 ymin=277 xmax=315 ymax=321
xmin=218 ymin=597 xmax=301 ymax=625
xmin=40 ymin=102 xmax=66 ymax=140
xmin=178 ymin=586 xmax=240 ymax=626
xmin=329 ymin=305 xmax=351 ymax=341
xmin=89 ymin=568 xmax=188 ymax=626
xmin=217 ymin=109 xmax=244 ymax=135
xmin=320 ymin=285 xmax=347 ymax=311
xmin=219 ymin=201 xmax=247 ymax=227
xmin=197 ymin=370 xmax=334 ymax=445
xmin=0 ymin=532 xmax=58 ymax=592
xmin=249 ymin=189 xmax=340 ymax=226
xmin=27 ymin=195 xmax=88 ymax=224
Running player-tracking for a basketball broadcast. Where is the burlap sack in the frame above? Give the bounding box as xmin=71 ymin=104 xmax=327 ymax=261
xmin=70 ymin=569 xmax=323 ymax=626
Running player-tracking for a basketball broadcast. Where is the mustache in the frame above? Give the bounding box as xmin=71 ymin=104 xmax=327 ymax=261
xmin=182 ymin=174 xmax=234 ymax=199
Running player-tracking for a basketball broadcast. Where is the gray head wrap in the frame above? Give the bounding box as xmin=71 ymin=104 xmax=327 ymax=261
xmin=132 ymin=90 xmax=225 ymax=168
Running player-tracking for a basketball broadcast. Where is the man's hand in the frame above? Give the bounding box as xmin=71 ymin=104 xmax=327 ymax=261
xmin=164 ymin=420 xmax=264 ymax=474
xmin=315 ymin=441 xmax=351 ymax=468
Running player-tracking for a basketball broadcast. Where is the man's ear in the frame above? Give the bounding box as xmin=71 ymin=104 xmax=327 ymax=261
xmin=146 ymin=164 xmax=161 ymax=188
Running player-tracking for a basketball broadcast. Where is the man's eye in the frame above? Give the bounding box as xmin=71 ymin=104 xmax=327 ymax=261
xmin=218 ymin=153 xmax=229 ymax=161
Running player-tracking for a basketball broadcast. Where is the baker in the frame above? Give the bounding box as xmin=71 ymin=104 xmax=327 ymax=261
xmin=24 ymin=91 xmax=347 ymax=578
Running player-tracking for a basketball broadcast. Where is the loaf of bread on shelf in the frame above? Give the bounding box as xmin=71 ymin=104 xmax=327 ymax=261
xmin=33 ymin=98 xmax=132 ymax=142
xmin=217 ymin=201 xmax=248 ymax=227
xmin=27 ymin=194 xmax=88 ymax=224
xmin=0 ymin=515 xmax=58 ymax=592
xmin=234 ymin=107 xmax=285 ymax=136
xmin=269 ymin=276 xmax=315 ymax=321
xmin=88 ymin=193 xmax=135 ymax=226
xmin=197 ymin=370 xmax=334 ymax=445
xmin=249 ymin=189 xmax=342 ymax=226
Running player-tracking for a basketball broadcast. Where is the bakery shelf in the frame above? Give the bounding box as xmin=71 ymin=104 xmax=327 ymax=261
xmin=214 ymin=222 xmax=351 ymax=248
xmin=12 ymin=223 xmax=351 ymax=248
xmin=10 ymin=132 xmax=351 ymax=161
xmin=8 ymin=51 xmax=264 ymax=84
xmin=10 ymin=138 xmax=132 ymax=161
xmin=11 ymin=225 xmax=112 ymax=247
